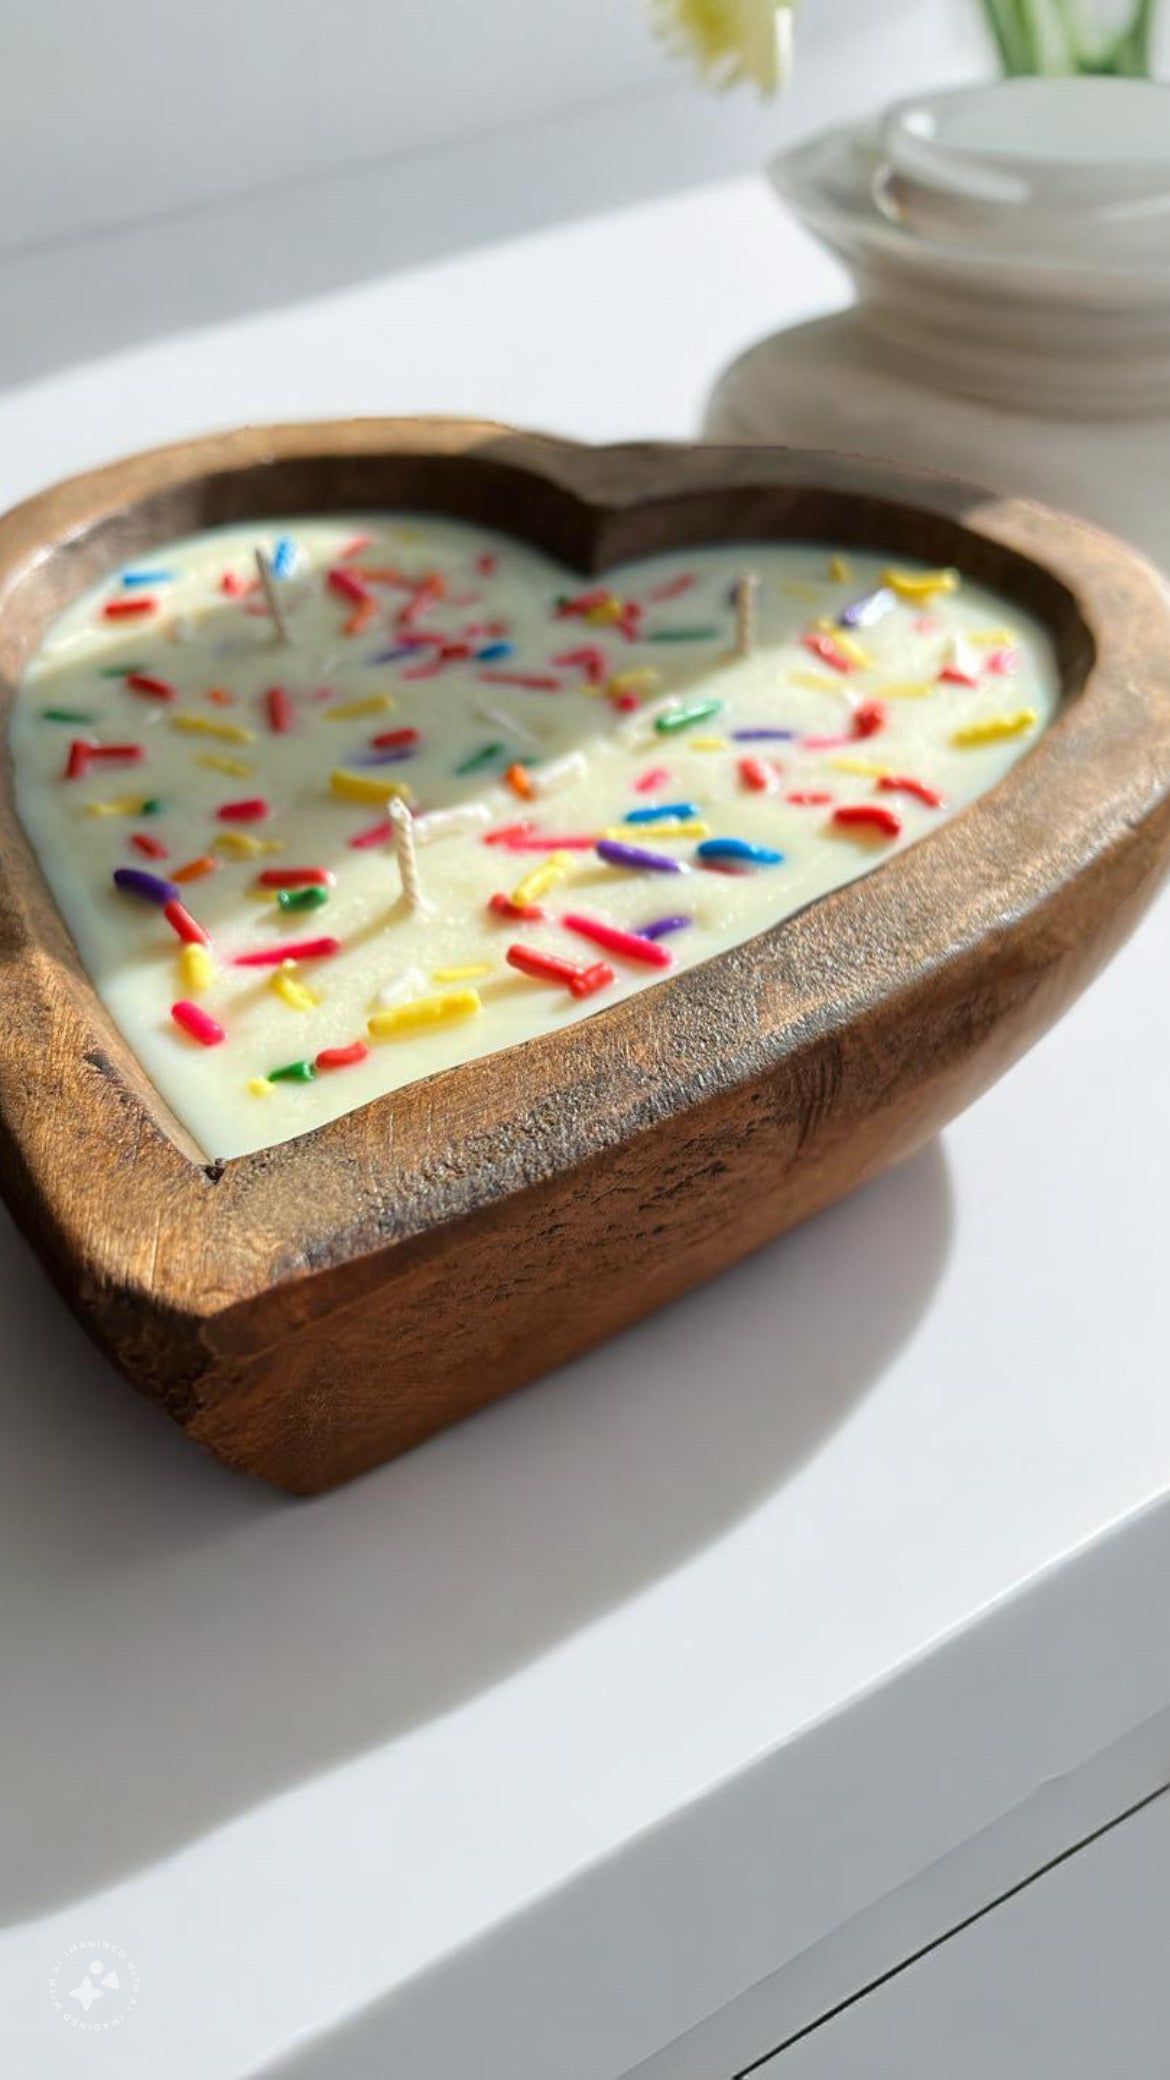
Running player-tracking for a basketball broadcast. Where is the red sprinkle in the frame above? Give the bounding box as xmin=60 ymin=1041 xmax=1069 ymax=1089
xmin=646 ymin=573 xmax=696 ymax=601
xmin=370 ymin=726 xmax=420 ymax=750
xmin=634 ymin=765 xmax=671 ymax=793
xmin=738 ymin=755 xmax=780 ymax=792
xmin=131 ymin=833 xmax=168 ymax=859
xmin=831 ymin=803 xmax=902 ymax=839
xmin=802 ymin=631 xmax=855 ymax=673
xmin=216 ymin=797 xmax=270 ymax=822
xmin=483 ymin=820 xmax=536 ymax=845
xmin=488 ymin=892 xmax=546 ymax=922
xmin=163 ymin=899 xmax=211 ymax=945
xmin=220 ymin=570 xmax=247 ymax=596
xmin=103 ymin=598 xmax=157 ymax=620
xmin=315 ymin=1040 xmax=369 ymax=1071
xmin=125 ymin=671 xmax=175 ymax=699
xmin=506 ymin=943 xmax=614 ymax=998
xmin=64 ymin=738 xmax=95 ymax=779
xmin=257 ymin=866 xmax=334 ymax=888
xmin=478 ymin=670 xmax=562 ymax=691
xmin=475 ymin=551 xmax=497 ymax=575
xmin=552 ymin=646 xmax=609 ymax=685
xmin=265 ymin=685 xmax=294 ymax=733
xmin=327 ymin=565 xmax=373 ymax=606
xmin=878 ymin=773 xmax=944 ymax=809
xmin=348 ymin=818 xmax=394 ymax=850
xmin=851 ymin=699 xmax=887 ymax=739
xmin=233 ymin=936 xmax=341 ymax=967
xmin=561 ymin=912 xmax=673 ymax=969
xmin=171 ymin=1000 xmax=224 ymax=1046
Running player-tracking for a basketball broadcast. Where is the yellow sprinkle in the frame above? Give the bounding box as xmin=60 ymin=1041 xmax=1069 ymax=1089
xmin=828 ymin=553 xmax=852 ymax=582
xmin=172 ymin=714 xmax=255 ymax=744
xmin=830 ymin=755 xmax=889 ymax=778
xmin=779 ymin=579 xmax=821 ymax=600
xmin=432 ymin=963 xmax=492 ymax=982
xmin=325 ymin=694 xmax=397 ymax=722
xmin=511 ymin=851 xmax=572 ymax=906
xmin=196 ymin=752 xmax=253 ymax=777
xmin=271 ymin=965 xmax=320 ymax=1011
xmin=368 ymin=988 xmax=482 ymax=1039
xmin=215 ymin=830 xmax=285 ymax=858
xmin=583 ymin=598 xmax=624 ymax=625
xmin=832 ymin=632 xmax=872 ymax=670
xmin=83 ymin=794 xmax=143 ymax=816
xmin=606 ymin=668 xmax=659 ymax=701
xmin=601 ymin=819 xmax=710 ymax=841
xmin=180 ymin=943 xmax=214 ymax=993
xmin=787 ymin=670 xmax=839 ymax=694
xmin=247 ymin=1078 xmax=273 ymax=1098
xmin=952 ymin=709 xmax=1037 ymax=747
xmin=884 ymin=566 xmax=959 ymax=602
xmin=967 ymin=627 xmax=1017 ymax=647
xmin=879 ymin=681 xmax=934 ymax=700
xmin=687 ymin=736 xmax=727 ymax=753
xmin=330 ymin=768 xmax=414 ymax=806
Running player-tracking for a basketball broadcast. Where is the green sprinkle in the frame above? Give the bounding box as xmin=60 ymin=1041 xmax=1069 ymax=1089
xmin=276 ymin=885 xmax=329 ymax=912
xmin=268 ymin=1059 xmax=316 ymax=1084
xmin=646 ymin=627 xmax=720 ymax=643
xmin=140 ymin=797 xmax=164 ymax=815
xmin=98 ymin=662 xmax=146 ymax=678
xmin=655 ymin=698 xmax=724 ymax=735
xmin=455 ymin=740 xmax=505 ymax=774
xmin=40 ymin=706 xmax=95 ymax=723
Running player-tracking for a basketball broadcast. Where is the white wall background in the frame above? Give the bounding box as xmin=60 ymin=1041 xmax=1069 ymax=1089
xmin=1 ymin=0 xmax=993 ymax=258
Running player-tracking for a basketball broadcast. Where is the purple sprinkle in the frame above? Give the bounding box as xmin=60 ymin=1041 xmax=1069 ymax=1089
xmin=112 ymin=867 xmax=179 ymax=905
xmin=356 ymin=745 xmax=418 ymax=765
xmin=596 ymin=838 xmax=686 ymax=874
xmin=638 ymin=914 xmax=691 ymax=940
xmin=838 ymin=586 xmax=894 ymax=630
xmin=366 ymin=644 xmax=421 ymax=664
xmin=732 ymin=728 xmax=795 ymax=741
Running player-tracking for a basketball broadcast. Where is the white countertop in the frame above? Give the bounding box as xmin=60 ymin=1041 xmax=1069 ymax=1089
xmin=3 ymin=52 xmax=1170 ymax=2080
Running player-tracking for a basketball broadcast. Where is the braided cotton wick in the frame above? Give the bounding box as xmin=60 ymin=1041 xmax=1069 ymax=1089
xmin=733 ymin=571 xmax=758 ymax=659
xmin=389 ymin=796 xmax=426 ymax=912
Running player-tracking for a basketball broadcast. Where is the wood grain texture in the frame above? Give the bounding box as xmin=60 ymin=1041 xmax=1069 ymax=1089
xmin=1 ymin=418 xmax=1169 ymax=1492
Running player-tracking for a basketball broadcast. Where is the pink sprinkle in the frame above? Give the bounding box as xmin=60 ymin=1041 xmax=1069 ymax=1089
xmin=163 ymin=899 xmax=210 ymax=946
xmin=497 ymin=832 xmax=598 ymax=852
xmin=634 ymin=765 xmax=671 ymax=793
xmin=802 ymin=732 xmax=852 ymax=751
xmin=985 ymin=646 xmax=1019 ymax=676
xmin=878 ymin=773 xmax=944 ymax=809
xmin=914 ymin=613 xmax=937 ymax=634
xmin=478 ymin=669 xmax=562 ymax=691
xmin=316 ymin=1040 xmax=369 ymax=1071
xmin=646 ymin=573 xmax=696 ymax=602
xmin=220 ymin=570 xmax=247 ymax=596
xmin=348 ymin=818 xmax=394 ymax=849
xmin=233 ymin=936 xmax=341 ymax=967
xmin=561 ymin=911 xmax=673 ymax=968
xmin=338 ymin=533 xmax=372 ymax=560
xmin=217 ymin=797 xmax=270 ymax=822
xmin=802 ymin=631 xmax=855 ymax=673
xmin=552 ymin=646 xmax=608 ymax=685
xmin=265 ymin=685 xmax=294 ymax=733
xmin=483 ymin=820 xmax=535 ymax=846
xmin=788 ymin=789 xmax=834 ymax=806
xmin=475 ymin=552 xmax=497 ymax=575
xmin=171 ymin=1000 xmax=224 ymax=1046
xmin=327 ymin=565 xmax=373 ymax=606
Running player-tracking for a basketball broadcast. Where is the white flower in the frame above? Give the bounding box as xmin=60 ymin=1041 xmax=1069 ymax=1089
xmin=648 ymin=0 xmax=796 ymax=94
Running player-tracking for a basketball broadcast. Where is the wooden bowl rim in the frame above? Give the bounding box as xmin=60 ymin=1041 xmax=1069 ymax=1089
xmin=2 ymin=415 xmax=1168 ymax=1359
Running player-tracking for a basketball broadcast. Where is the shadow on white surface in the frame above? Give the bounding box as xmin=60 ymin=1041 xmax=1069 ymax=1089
xmin=0 ymin=1138 xmax=952 ymax=1924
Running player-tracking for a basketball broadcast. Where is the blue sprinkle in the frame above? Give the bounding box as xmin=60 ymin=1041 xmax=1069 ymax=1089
xmin=269 ymin=535 xmax=297 ymax=578
xmin=476 ymin=640 xmax=514 ymax=662
xmin=624 ymin=801 xmax=701 ymax=824
xmin=356 ymin=745 xmax=417 ymax=766
xmin=120 ymin=568 xmax=174 ymax=587
xmin=697 ymin=837 xmax=785 ymax=866
xmin=732 ymin=728 xmax=795 ymax=741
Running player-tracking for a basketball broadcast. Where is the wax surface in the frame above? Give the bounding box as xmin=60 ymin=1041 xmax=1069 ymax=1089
xmin=10 ymin=515 xmax=1059 ymax=1160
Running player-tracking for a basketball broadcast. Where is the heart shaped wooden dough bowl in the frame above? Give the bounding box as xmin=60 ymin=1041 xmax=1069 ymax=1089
xmin=2 ymin=420 xmax=1169 ymax=1494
